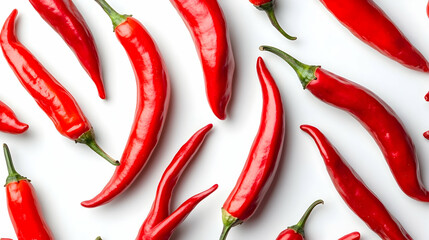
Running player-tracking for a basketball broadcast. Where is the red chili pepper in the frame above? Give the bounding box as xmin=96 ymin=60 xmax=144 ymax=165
xmin=338 ymin=232 xmax=360 ymax=240
xmin=318 ymin=0 xmax=429 ymax=72
xmin=249 ymin=0 xmax=296 ymax=40
xmin=260 ymin=45 xmax=429 ymax=202
xmin=28 ymin=0 xmax=106 ymax=99
xmin=427 ymin=1 xmax=429 ymax=18
xmin=0 ymin=101 xmax=28 ymax=134
xmin=220 ymin=57 xmax=285 ymax=240
xmin=170 ymin=0 xmax=235 ymax=120
xmin=3 ymin=144 xmax=54 ymax=240
xmin=81 ymin=0 xmax=170 ymax=207
xmin=0 ymin=10 xmax=118 ymax=166
xmin=275 ymin=200 xmax=323 ymax=240
xmin=301 ymin=125 xmax=412 ymax=240
xmin=137 ymin=124 xmax=217 ymax=239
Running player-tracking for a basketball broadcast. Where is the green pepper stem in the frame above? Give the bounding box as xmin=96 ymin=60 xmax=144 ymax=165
xmin=257 ymin=2 xmax=296 ymax=40
xmin=3 ymin=144 xmax=27 ymax=185
xmin=76 ymin=129 xmax=120 ymax=166
xmin=94 ymin=0 xmax=131 ymax=30
xmin=259 ymin=45 xmax=319 ymax=88
xmin=288 ymin=199 xmax=324 ymax=237
xmin=220 ymin=208 xmax=242 ymax=240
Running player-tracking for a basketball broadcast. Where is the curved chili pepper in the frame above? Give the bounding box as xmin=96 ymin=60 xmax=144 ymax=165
xmin=0 ymin=10 xmax=118 ymax=166
xmin=338 ymin=232 xmax=360 ymax=240
xmin=137 ymin=124 xmax=217 ymax=239
xmin=318 ymin=0 xmax=429 ymax=72
xmin=28 ymin=0 xmax=105 ymax=99
xmin=3 ymin=144 xmax=54 ymax=240
xmin=81 ymin=0 xmax=170 ymax=207
xmin=220 ymin=57 xmax=285 ymax=240
xmin=301 ymin=125 xmax=412 ymax=240
xmin=170 ymin=0 xmax=235 ymax=120
xmin=275 ymin=200 xmax=323 ymax=240
xmin=0 ymin=101 xmax=28 ymax=134
xmin=250 ymin=0 xmax=296 ymax=40
xmin=261 ymin=45 xmax=429 ymax=202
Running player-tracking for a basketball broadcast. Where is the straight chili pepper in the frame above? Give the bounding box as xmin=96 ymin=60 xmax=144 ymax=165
xmin=301 ymin=125 xmax=412 ymax=240
xmin=0 ymin=10 xmax=118 ymax=166
xmin=338 ymin=232 xmax=360 ymax=240
xmin=28 ymin=0 xmax=106 ymax=99
xmin=249 ymin=0 xmax=296 ymax=40
xmin=275 ymin=200 xmax=323 ymax=240
xmin=3 ymin=144 xmax=54 ymax=240
xmin=260 ymin=45 xmax=429 ymax=202
xmin=81 ymin=0 xmax=170 ymax=207
xmin=170 ymin=0 xmax=235 ymax=120
xmin=0 ymin=101 xmax=28 ymax=134
xmin=137 ymin=124 xmax=217 ymax=239
xmin=318 ymin=0 xmax=429 ymax=72
xmin=220 ymin=57 xmax=285 ymax=240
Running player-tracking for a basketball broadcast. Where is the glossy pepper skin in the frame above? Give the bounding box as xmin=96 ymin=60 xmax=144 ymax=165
xmin=249 ymin=0 xmax=296 ymax=40
xmin=170 ymin=0 xmax=235 ymax=120
xmin=81 ymin=0 xmax=170 ymax=207
xmin=338 ymin=232 xmax=361 ymax=240
xmin=301 ymin=125 xmax=412 ymax=240
xmin=261 ymin=45 xmax=429 ymax=202
xmin=29 ymin=0 xmax=105 ymax=99
xmin=276 ymin=200 xmax=323 ymax=240
xmin=0 ymin=10 xmax=118 ymax=166
xmin=3 ymin=144 xmax=54 ymax=240
xmin=319 ymin=0 xmax=429 ymax=72
xmin=0 ymin=101 xmax=28 ymax=134
xmin=137 ymin=124 xmax=217 ymax=239
xmin=220 ymin=57 xmax=285 ymax=240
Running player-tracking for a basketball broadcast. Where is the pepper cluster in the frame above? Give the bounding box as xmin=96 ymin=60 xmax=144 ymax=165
xmin=0 ymin=0 xmax=428 ymax=239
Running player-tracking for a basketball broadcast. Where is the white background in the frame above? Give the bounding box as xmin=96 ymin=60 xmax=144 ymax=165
xmin=1 ymin=0 xmax=429 ymax=239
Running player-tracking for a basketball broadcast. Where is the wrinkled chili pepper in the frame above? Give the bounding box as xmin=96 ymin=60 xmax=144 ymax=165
xmin=260 ymin=45 xmax=429 ymax=202
xmin=0 ymin=10 xmax=118 ymax=166
xmin=275 ymin=200 xmax=323 ymax=240
xmin=318 ymin=0 xmax=429 ymax=72
xmin=338 ymin=232 xmax=360 ymax=240
xmin=0 ymin=101 xmax=28 ymax=134
xmin=170 ymin=0 xmax=235 ymax=120
xmin=28 ymin=0 xmax=106 ymax=99
xmin=301 ymin=125 xmax=413 ymax=240
xmin=250 ymin=0 xmax=296 ymax=40
xmin=81 ymin=0 xmax=170 ymax=207
xmin=137 ymin=124 xmax=217 ymax=239
xmin=220 ymin=57 xmax=285 ymax=240
xmin=3 ymin=144 xmax=54 ymax=240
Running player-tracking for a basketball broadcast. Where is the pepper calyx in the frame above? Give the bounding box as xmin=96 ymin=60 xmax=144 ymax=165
xmin=220 ymin=208 xmax=242 ymax=240
xmin=3 ymin=144 xmax=28 ymax=186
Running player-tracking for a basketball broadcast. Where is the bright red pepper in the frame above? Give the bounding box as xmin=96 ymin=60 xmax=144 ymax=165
xmin=28 ymin=0 xmax=106 ymax=99
xmin=261 ymin=45 xmax=429 ymax=202
xmin=137 ymin=124 xmax=217 ymax=239
xmin=0 ymin=101 xmax=28 ymax=134
xmin=81 ymin=0 xmax=170 ymax=207
xmin=318 ymin=0 xmax=429 ymax=72
xmin=249 ymin=0 xmax=296 ymax=40
xmin=301 ymin=125 xmax=412 ymax=240
xmin=220 ymin=57 xmax=285 ymax=240
xmin=0 ymin=10 xmax=118 ymax=166
xmin=275 ymin=200 xmax=323 ymax=240
xmin=338 ymin=232 xmax=360 ymax=240
xmin=3 ymin=144 xmax=54 ymax=240
xmin=170 ymin=0 xmax=235 ymax=120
